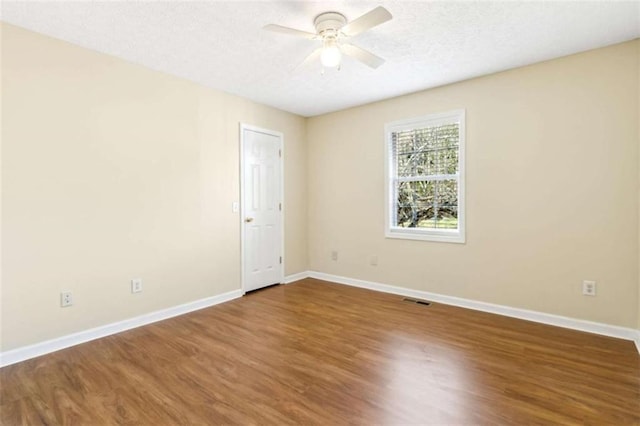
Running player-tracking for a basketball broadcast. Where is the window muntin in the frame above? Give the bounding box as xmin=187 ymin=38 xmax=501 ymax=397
xmin=385 ymin=110 xmax=465 ymax=243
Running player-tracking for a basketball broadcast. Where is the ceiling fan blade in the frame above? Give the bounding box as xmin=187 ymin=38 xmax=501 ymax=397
xmin=341 ymin=43 xmax=385 ymax=69
xmin=263 ymin=24 xmax=317 ymax=40
xmin=294 ymin=47 xmax=323 ymax=71
xmin=340 ymin=6 xmax=392 ymax=37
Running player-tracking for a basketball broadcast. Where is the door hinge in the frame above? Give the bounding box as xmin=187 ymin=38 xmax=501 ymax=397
xmin=279 ymin=256 xmax=282 ymax=264
xmin=279 ymin=149 xmax=281 ymax=158
xmin=279 ymin=202 xmax=282 ymax=211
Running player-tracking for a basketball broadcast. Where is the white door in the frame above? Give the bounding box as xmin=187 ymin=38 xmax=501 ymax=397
xmin=240 ymin=124 xmax=283 ymax=292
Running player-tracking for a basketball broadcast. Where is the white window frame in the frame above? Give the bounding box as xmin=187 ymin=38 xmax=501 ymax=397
xmin=384 ymin=109 xmax=466 ymax=243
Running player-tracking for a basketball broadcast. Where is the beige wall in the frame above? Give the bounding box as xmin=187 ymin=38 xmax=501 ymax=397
xmin=2 ymin=22 xmax=639 ymax=353
xmin=1 ymin=23 xmax=307 ymax=351
xmin=308 ymin=40 xmax=639 ymax=328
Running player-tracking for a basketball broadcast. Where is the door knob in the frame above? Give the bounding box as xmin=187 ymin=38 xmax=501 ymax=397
xmin=245 ymin=217 xmax=254 ymax=223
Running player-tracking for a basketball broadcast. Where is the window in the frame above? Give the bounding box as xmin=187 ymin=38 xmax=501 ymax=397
xmin=385 ymin=110 xmax=465 ymax=243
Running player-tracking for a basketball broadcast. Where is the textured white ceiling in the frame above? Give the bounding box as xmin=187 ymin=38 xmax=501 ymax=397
xmin=2 ymin=1 xmax=639 ymax=117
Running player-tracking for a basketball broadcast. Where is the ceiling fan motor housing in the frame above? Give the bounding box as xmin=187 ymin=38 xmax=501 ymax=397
xmin=314 ymin=12 xmax=347 ymax=37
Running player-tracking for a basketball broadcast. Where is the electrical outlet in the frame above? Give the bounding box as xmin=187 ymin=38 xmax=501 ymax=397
xmin=60 ymin=291 xmax=73 ymax=307
xmin=331 ymin=251 xmax=338 ymax=261
xmin=370 ymin=255 xmax=378 ymax=266
xmin=131 ymin=278 xmax=143 ymax=294
xmin=582 ymin=280 xmax=596 ymax=296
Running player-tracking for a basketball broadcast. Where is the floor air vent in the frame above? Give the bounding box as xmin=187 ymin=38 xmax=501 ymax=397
xmin=402 ymin=297 xmax=432 ymax=306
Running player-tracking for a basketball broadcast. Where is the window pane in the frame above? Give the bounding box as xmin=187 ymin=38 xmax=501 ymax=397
xmin=434 ymin=179 xmax=458 ymax=229
xmin=393 ymin=124 xmax=459 ymax=177
xmin=395 ymin=180 xmax=458 ymax=230
xmin=395 ymin=181 xmax=434 ymax=228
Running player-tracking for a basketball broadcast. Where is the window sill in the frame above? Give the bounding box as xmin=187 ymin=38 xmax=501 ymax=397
xmin=385 ymin=228 xmax=466 ymax=244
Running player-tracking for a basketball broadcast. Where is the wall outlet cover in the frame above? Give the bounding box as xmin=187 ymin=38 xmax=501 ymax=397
xmin=60 ymin=291 xmax=73 ymax=307
xmin=582 ymin=280 xmax=596 ymax=296
xmin=131 ymin=278 xmax=143 ymax=294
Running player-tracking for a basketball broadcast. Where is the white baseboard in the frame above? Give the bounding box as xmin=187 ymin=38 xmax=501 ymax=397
xmin=4 ymin=272 xmax=638 ymax=367
xmin=0 ymin=289 xmax=243 ymax=368
xmin=283 ymin=271 xmax=309 ymax=284
xmin=291 ymin=271 xmax=640 ymax=354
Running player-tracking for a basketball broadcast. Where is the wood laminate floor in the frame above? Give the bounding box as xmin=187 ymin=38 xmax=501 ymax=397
xmin=1 ymin=278 xmax=639 ymax=425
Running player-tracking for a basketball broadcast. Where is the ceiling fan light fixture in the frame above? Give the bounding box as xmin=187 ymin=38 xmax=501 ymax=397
xmin=264 ymin=6 xmax=392 ymax=70
xmin=320 ymin=39 xmax=342 ymax=68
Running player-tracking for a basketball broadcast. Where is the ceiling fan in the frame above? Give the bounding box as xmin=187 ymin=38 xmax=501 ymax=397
xmin=264 ymin=6 xmax=392 ymax=70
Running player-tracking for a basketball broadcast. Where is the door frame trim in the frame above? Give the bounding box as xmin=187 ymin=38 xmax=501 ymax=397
xmin=239 ymin=123 xmax=285 ymax=294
